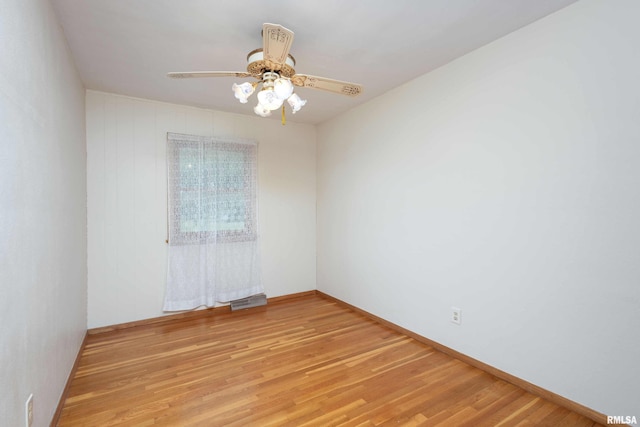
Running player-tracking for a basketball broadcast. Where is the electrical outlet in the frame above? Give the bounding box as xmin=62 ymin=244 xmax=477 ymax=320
xmin=25 ymin=394 xmax=33 ymax=427
xmin=451 ymin=307 xmax=462 ymax=325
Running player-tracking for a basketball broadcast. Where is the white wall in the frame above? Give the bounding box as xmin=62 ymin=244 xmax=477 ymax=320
xmin=86 ymin=91 xmax=316 ymax=328
xmin=0 ymin=0 xmax=87 ymax=426
xmin=317 ymin=0 xmax=639 ymax=418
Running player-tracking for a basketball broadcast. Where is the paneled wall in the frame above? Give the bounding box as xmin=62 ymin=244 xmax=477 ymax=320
xmin=86 ymin=91 xmax=316 ymax=328
xmin=317 ymin=0 xmax=640 ymax=418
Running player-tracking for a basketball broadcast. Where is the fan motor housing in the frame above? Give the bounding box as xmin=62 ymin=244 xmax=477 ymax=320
xmin=246 ymin=48 xmax=296 ymax=78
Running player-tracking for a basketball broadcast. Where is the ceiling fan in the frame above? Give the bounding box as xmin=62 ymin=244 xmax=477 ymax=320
xmin=168 ymin=23 xmax=363 ymax=124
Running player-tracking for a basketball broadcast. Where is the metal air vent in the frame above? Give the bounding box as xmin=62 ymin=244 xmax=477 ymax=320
xmin=230 ymin=293 xmax=267 ymax=311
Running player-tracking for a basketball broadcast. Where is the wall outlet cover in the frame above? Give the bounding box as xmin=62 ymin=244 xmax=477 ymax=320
xmin=451 ymin=307 xmax=462 ymax=325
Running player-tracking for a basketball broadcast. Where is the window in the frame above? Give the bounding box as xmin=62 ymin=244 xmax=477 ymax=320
xmin=164 ymin=132 xmax=263 ymax=309
xmin=167 ymin=133 xmax=257 ymax=245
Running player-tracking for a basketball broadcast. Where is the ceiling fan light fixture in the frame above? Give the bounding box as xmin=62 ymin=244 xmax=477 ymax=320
xmin=253 ymin=102 xmax=272 ymax=117
xmin=257 ymin=87 xmax=284 ymax=111
xmin=273 ymin=77 xmax=294 ymax=100
xmin=232 ymin=82 xmax=255 ymax=103
xmin=287 ymin=93 xmax=307 ymax=114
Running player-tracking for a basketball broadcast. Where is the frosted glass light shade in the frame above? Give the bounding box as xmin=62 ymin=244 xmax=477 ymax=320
xmin=257 ymin=88 xmax=284 ymax=111
xmin=232 ymin=82 xmax=255 ymax=103
xmin=287 ymin=93 xmax=307 ymax=113
xmin=273 ymin=78 xmax=294 ymax=100
xmin=253 ymin=102 xmax=272 ymax=117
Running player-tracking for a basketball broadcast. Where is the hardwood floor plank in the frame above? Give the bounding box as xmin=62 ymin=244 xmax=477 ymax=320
xmin=56 ymin=294 xmax=603 ymax=426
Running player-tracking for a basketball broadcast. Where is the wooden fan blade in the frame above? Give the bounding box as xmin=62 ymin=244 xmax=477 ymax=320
xmin=262 ymin=23 xmax=294 ymax=67
xmin=167 ymin=71 xmax=254 ymax=79
xmin=291 ymin=74 xmax=363 ymax=97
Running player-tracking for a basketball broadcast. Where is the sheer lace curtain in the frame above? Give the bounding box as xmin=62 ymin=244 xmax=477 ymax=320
xmin=164 ymin=133 xmax=263 ymax=311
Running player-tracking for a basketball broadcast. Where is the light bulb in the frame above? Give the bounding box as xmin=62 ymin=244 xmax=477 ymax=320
xmin=287 ymin=93 xmax=307 ymax=114
xmin=257 ymin=88 xmax=284 ymax=111
xmin=273 ymin=78 xmax=294 ymax=100
xmin=232 ymin=82 xmax=255 ymax=104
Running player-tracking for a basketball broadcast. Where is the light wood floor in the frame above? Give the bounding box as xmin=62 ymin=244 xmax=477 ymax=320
xmin=57 ymin=294 xmax=602 ymax=426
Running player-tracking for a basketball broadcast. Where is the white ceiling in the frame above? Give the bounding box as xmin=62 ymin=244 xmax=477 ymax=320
xmin=51 ymin=0 xmax=578 ymax=125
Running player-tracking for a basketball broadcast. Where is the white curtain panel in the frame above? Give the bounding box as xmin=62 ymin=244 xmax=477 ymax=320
xmin=164 ymin=133 xmax=263 ymax=311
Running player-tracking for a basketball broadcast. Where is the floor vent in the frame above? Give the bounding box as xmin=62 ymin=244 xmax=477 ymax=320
xmin=230 ymin=293 xmax=267 ymax=311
